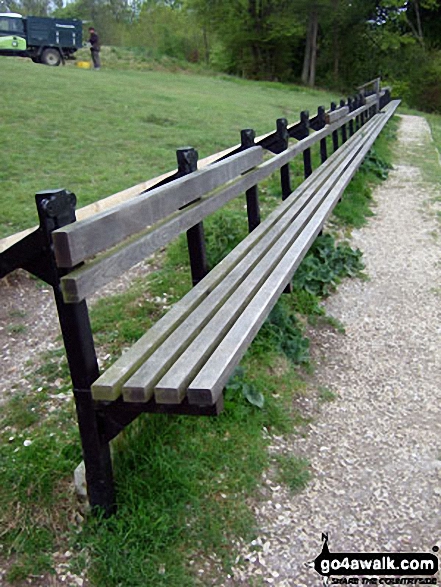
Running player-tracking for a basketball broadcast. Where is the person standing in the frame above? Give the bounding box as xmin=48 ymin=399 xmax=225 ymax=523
xmin=88 ymin=27 xmax=101 ymax=70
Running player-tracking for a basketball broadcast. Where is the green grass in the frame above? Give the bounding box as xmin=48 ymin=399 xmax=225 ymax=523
xmin=426 ymin=112 xmax=441 ymax=155
xmin=422 ymin=112 xmax=441 ymax=190
xmin=0 ymin=57 xmax=338 ymax=238
xmin=275 ymin=455 xmax=312 ymax=493
xmin=318 ymin=386 xmax=338 ymax=403
xmin=332 ymin=118 xmax=397 ymax=230
xmin=0 ymin=57 xmax=399 ymax=585
xmin=1 ymin=318 xmax=304 ymax=585
xmin=397 ymin=107 xmax=441 ymax=192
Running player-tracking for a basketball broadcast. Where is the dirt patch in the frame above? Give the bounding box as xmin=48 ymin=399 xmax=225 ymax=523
xmin=0 ymin=252 xmax=163 ymax=405
xmin=0 ymin=271 xmax=58 ymax=404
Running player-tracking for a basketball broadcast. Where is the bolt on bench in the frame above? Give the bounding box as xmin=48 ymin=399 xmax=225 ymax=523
xmin=0 ymin=82 xmax=399 ymax=515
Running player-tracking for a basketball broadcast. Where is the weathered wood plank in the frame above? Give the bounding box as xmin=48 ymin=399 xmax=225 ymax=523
xmin=65 ymin=101 xmax=391 ymax=305
xmin=52 ymin=147 xmax=263 ymax=268
xmin=60 ymin=107 xmax=373 ymax=303
xmin=56 ymin=99 xmax=379 ymax=277
xmin=125 ymin=120 xmax=383 ymax=403
xmin=152 ymin=109 xmax=394 ymax=404
xmin=186 ymin=101 xmax=400 ymax=406
xmin=365 ymin=94 xmax=378 ymax=106
xmin=91 ymin=125 xmax=372 ymax=400
xmin=185 ymin=211 xmax=332 ymax=406
xmin=357 ymin=77 xmax=381 ymax=92
xmin=325 ymin=105 xmax=349 ymax=124
xmin=123 ymin=147 xmax=355 ymax=403
xmin=92 ymin=100 xmax=399 ymax=402
xmin=121 ymin=136 xmax=369 ymax=402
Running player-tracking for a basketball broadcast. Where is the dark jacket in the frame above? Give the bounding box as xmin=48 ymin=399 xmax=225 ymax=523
xmin=89 ymin=32 xmax=100 ymax=52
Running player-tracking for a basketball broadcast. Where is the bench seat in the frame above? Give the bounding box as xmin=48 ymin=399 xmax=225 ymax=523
xmin=91 ymin=100 xmax=399 ymax=407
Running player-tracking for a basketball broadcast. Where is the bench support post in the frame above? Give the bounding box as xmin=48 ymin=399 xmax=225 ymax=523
xmin=355 ymin=95 xmax=361 ymax=130
xmin=359 ymin=93 xmax=366 ymax=126
xmin=276 ymin=119 xmax=293 ymax=294
xmin=35 ymin=189 xmax=116 ymax=517
xmin=330 ymin=102 xmax=339 ymax=152
xmin=317 ymin=106 xmax=328 ymax=164
xmin=177 ymin=148 xmax=209 ymax=286
xmin=347 ymin=97 xmax=355 ymax=136
xmin=276 ymin=118 xmax=292 ymax=200
xmin=340 ymin=99 xmax=348 ymax=144
xmin=241 ymin=129 xmax=261 ymax=232
xmin=300 ymin=111 xmax=312 ymax=178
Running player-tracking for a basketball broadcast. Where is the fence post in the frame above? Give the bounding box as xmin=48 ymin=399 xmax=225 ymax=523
xmin=330 ymin=102 xmax=339 ymax=152
xmin=276 ymin=118 xmax=292 ymax=200
xmin=241 ymin=129 xmax=260 ymax=233
xmin=177 ymin=147 xmax=209 ymax=286
xmin=35 ymin=189 xmax=116 ymax=517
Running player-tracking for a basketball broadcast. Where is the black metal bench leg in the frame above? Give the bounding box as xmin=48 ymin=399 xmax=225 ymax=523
xmin=241 ymin=130 xmax=261 ymax=233
xmin=35 ymin=190 xmax=116 ymax=516
xmin=53 ymin=289 xmax=117 ymax=516
xmin=246 ymin=185 xmax=261 ymax=232
xmin=74 ymin=390 xmax=116 ymax=516
xmin=176 ymin=148 xmax=209 ymax=287
xmin=186 ymin=223 xmax=209 ymax=286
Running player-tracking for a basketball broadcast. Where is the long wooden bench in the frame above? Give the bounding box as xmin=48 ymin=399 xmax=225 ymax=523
xmin=0 ymin=84 xmax=400 ymax=515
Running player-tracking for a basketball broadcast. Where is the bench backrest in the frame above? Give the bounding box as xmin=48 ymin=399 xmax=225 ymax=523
xmin=53 ymin=91 xmax=386 ymax=304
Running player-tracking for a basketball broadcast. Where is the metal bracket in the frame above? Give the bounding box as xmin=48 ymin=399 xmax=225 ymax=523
xmin=0 ymin=189 xmax=76 ymax=286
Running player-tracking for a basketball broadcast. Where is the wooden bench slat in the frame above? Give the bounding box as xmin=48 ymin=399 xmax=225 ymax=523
xmin=123 ymin=154 xmax=350 ymax=403
xmin=93 ymin=100 xmax=398 ymax=402
xmin=125 ymin=117 xmax=383 ymax=403
xmin=52 ymin=147 xmax=263 ymax=268
xmin=186 ymin=101 xmax=400 ymax=406
xmin=186 ymin=210 xmax=333 ymax=406
xmin=91 ymin=125 xmax=371 ymax=400
xmin=56 ymin=99 xmax=377 ymax=277
xmin=60 ymin=106 xmax=372 ymax=304
xmin=152 ymin=115 xmax=388 ymax=404
xmin=365 ymin=93 xmax=379 ymax=105
xmin=325 ymin=106 xmax=349 ymax=124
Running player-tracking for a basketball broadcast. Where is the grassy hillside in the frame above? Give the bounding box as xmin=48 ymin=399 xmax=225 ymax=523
xmin=0 ymin=57 xmax=338 ymax=237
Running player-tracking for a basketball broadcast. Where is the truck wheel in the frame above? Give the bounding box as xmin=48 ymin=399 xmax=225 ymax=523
xmin=41 ymin=48 xmax=61 ymax=66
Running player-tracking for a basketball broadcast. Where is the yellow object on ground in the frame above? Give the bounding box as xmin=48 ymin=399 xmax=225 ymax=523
xmin=77 ymin=61 xmax=91 ymax=69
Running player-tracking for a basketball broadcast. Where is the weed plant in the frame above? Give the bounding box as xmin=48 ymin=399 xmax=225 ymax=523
xmin=275 ymin=455 xmax=312 ymax=493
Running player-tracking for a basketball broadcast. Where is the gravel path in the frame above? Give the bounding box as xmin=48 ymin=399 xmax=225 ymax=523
xmin=227 ymin=115 xmax=441 ymax=585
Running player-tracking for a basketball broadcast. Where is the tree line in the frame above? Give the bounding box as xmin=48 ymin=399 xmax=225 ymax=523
xmin=2 ymin=0 xmax=441 ymax=112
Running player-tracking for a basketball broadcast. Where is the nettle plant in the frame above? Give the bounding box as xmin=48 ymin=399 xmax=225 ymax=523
xmin=293 ymin=234 xmax=364 ymax=297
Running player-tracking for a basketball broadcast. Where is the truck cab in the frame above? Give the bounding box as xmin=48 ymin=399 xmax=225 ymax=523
xmin=0 ymin=13 xmax=82 ymax=65
xmin=0 ymin=13 xmax=26 ymax=52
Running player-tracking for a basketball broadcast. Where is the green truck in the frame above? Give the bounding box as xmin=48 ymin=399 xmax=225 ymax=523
xmin=0 ymin=13 xmax=82 ymax=65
